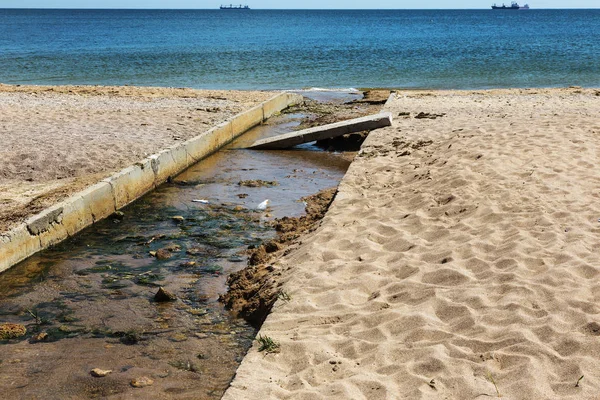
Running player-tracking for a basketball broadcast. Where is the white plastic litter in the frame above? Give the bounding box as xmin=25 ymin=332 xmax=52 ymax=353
xmin=257 ymin=199 xmax=270 ymax=210
xmin=192 ymin=199 xmax=210 ymax=204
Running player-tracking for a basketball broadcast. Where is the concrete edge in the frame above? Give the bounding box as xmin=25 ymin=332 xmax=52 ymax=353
xmin=0 ymin=91 xmax=303 ymax=273
xmin=247 ymin=111 xmax=393 ymax=149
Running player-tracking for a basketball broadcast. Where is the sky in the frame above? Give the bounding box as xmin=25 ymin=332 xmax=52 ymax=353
xmin=0 ymin=0 xmax=597 ymax=8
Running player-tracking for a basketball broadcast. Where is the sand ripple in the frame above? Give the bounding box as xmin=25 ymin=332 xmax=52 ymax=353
xmin=224 ymin=88 xmax=600 ymax=399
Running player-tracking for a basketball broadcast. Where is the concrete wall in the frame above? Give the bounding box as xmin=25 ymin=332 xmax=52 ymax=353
xmin=0 ymin=92 xmax=303 ymax=273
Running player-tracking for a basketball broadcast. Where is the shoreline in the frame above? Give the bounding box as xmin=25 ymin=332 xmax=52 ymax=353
xmin=223 ymin=86 xmax=600 ymax=399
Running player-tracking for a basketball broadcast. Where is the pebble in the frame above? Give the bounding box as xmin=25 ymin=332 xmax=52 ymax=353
xmin=31 ymin=332 xmax=48 ymax=342
xmin=155 ymin=248 xmax=172 ymax=260
xmin=180 ymin=261 xmax=197 ymax=268
xmin=154 ymin=287 xmax=177 ymax=302
xmin=169 ymin=333 xmax=188 ymax=342
xmin=90 ymin=368 xmax=112 ymax=377
xmin=131 ymin=376 xmax=154 ymax=388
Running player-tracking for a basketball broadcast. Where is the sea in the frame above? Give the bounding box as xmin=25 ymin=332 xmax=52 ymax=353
xmin=0 ymin=8 xmax=599 ymax=90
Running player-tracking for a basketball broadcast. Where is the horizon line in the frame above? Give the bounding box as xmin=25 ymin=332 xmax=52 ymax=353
xmin=1 ymin=6 xmax=599 ymax=9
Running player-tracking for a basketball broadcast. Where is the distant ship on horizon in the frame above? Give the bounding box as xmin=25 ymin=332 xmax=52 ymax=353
xmin=491 ymin=1 xmax=530 ymax=9
xmin=220 ymin=4 xmax=251 ymax=9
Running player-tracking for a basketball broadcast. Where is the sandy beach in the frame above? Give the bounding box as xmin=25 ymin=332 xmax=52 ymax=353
xmin=0 ymin=84 xmax=273 ymax=232
xmin=224 ymin=87 xmax=600 ymax=399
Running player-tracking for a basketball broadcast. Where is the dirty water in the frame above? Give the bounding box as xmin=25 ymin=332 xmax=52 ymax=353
xmin=0 ymin=92 xmax=359 ymax=400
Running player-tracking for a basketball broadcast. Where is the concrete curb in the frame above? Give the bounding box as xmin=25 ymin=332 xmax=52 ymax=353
xmin=0 ymin=92 xmax=303 ymax=273
xmin=247 ymin=111 xmax=393 ymax=149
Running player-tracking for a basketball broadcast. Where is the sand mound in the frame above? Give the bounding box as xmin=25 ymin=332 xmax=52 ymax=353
xmin=224 ymin=88 xmax=600 ymax=399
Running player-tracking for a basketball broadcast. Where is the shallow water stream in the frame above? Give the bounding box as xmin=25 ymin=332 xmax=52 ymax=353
xmin=0 ymin=93 xmax=358 ymax=399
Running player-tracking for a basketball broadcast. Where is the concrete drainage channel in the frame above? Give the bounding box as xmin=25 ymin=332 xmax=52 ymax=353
xmin=0 ymin=93 xmax=302 ymax=273
xmin=0 ymin=97 xmax=356 ymax=399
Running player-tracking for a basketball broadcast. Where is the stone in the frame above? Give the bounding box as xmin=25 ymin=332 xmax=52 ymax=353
xmin=111 ymin=211 xmax=125 ymax=221
xmin=90 ymin=368 xmax=112 ymax=377
xmin=264 ymin=240 xmax=280 ymax=253
xmin=169 ymin=333 xmax=188 ymax=342
xmin=180 ymin=261 xmax=197 ymax=268
xmin=186 ymin=247 xmax=204 ymax=255
xmin=155 ymin=248 xmax=172 ymax=260
xmin=131 ymin=376 xmax=154 ymax=388
xmin=31 ymin=332 xmax=48 ymax=342
xmin=154 ymin=287 xmax=177 ymax=302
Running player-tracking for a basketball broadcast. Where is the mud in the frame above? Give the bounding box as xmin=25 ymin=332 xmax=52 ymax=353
xmin=220 ymin=188 xmax=337 ymax=328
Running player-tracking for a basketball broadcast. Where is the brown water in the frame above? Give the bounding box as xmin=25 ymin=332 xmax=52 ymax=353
xmin=0 ymin=96 xmax=355 ymax=400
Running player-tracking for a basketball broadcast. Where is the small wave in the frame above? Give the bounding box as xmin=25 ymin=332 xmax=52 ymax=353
xmin=293 ymin=87 xmax=360 ymax=93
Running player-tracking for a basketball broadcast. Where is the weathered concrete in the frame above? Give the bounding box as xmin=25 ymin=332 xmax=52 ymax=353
xmin=263 ymin=92 xmax=303 ymax=120
xmin=104 ymin=158 xmax=156 ymax=209
xmin=0 ymin=225 xmax=42 ymax=273
xmin=184 ymin=121 xmax=233 ymax=164
xmin=0 ymin=92 xmax=303 ymax=273
xmin=26 ymin=204 xmax=68 ymax=248
xmin=231 ymin=104 xmax=264 ymax=141
xmin=246 ymin=111 xmax=393 ymax=150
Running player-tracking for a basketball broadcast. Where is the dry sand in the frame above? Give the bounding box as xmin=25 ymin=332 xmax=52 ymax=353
xmin=224 ymin=87 xmax=600 ymax=399
xmin=0 ymin=84 xmax=273 ymax=232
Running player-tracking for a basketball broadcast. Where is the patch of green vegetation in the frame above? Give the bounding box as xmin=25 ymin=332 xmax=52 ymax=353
xmin=277 ymin=290 xmax=292 ymax=303
xmin=169 ymin=359 xmax=200 ymax=373
xmin=116 ymin=329 xmax=143 ymax=345
xmin=44 ymin=325 xmax=86 ymax=340
xmin=135 ymin=273 xmax=164 ymax=286
xmin=257 ymin=335 xmax=280 ymax=353
xmin=486 ymin=371 xmax=501 ymax=398
xmin=101 ymin=277 xmax=131 ymax=289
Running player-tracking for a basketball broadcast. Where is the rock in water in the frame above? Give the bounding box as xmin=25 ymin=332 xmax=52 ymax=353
xmin=0 ymin=323 xmax=27 ymax=340
xmin=90 ymin=368 xmax=112 ymax=377
xmin=131 ymin=376 xmax=154 ymax=388
xmin=155 ymin=248 xmax=172 ymax=260
xmin=154 ymin=287 xmax=177 ymax=302
xmin=31 ymin=332 xmax=48 ymax=343
xmin=111 ymin=211 xmax=125 ymax=221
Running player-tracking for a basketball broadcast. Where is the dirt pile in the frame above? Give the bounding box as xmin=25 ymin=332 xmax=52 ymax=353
xmin=220 ymin=188 xmax=337 ymax=328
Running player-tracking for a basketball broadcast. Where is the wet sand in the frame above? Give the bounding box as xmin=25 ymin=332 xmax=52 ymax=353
xmin=0 ymin=84 xmax=274 ymax=233
xmin=224 ymin=87 xmax=600 ymax=399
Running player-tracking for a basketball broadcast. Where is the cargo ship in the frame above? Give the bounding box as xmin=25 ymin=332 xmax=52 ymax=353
xmin=491 ymin=2 xmax=529 ymax=9
xmin=220 ymin=4 xmax=250 ymax=9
